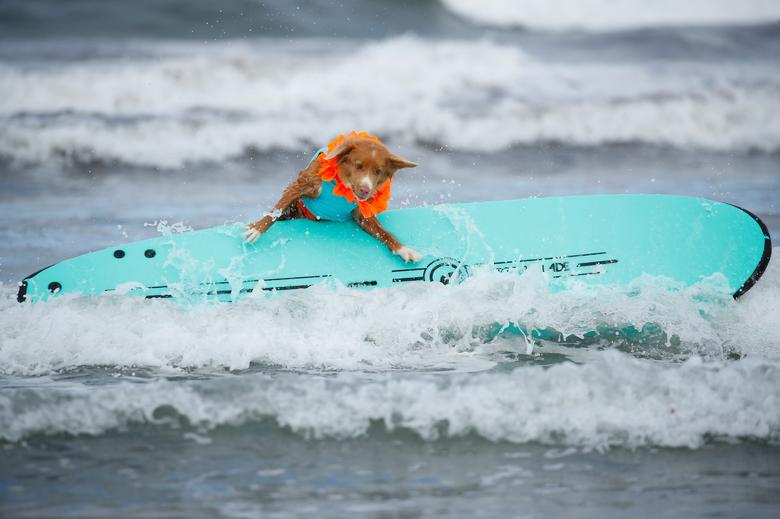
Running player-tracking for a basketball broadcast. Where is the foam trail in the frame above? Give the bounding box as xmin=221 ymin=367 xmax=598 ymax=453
xmin=1 ymin=352 xmax=778 ymax=448
xmin=441 ymin=0 xmax=780 ymax=30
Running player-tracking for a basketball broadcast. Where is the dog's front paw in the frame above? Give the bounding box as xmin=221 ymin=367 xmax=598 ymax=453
xmin=242 ymin=218 xmax=273 ymax=244
xmin=394 ymin=245 xmax=422 ymax=263
xmin=242 ymin=225 xmax=264 ymax=244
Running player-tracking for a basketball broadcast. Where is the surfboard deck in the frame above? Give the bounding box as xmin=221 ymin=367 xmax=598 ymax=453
xmin=17 ymin=195 xmax=771 ymax=304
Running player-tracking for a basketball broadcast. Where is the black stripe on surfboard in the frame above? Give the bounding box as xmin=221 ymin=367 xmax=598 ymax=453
xmin=105 ymin=284 xmax=172 ymax=294
xmin=576 ymin=259 xmax=618 ymax=268
xmin=202 ymin=274 xmax=330 ymax=286
xmin=393 ymin=276 xmax=425 ymax=283
xmin=553 ymin=271 xmax=603 ymax=279
xmin=263 ymin=274 xmax=331 ymax=282
xmin=201 ymin=280 xmax=256 ymax=286
xmin=493 ymin=251 xmax=607 ymax=265
xmin=347 ymin=280 xmax=378 ymax=287
xmin=115 ymin=275 xmax=331 ymax=298
xmin=262 ymin=284 xmax=313 ymax=291
xmin=147 ymin=282 xmax=319 ymax=299
xmin=209 ymin=284 xmax=315 ymax=295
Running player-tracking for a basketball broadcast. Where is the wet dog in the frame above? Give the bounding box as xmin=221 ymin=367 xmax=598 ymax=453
xmin=242 ymin=132 xmax=421 ymax=262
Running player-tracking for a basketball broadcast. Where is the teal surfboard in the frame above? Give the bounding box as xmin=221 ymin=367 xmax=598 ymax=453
xmin=17 ymin=195 xmax=771 ymax=304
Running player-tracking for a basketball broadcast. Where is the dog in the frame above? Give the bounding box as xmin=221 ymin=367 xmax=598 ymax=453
xmin=242 ymin=131 xmax=422 ymax=263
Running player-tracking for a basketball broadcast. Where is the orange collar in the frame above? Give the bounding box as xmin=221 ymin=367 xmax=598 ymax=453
xmin=317 ymin=131 xmax=392 ymax=218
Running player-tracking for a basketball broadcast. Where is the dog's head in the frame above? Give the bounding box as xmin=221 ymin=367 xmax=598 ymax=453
xmin=325 ymin=137 xmax=416 ymax=201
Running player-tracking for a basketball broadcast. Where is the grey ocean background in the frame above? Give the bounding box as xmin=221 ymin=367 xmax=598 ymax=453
xmin=1 ymin=1 xmax=779 ymax=517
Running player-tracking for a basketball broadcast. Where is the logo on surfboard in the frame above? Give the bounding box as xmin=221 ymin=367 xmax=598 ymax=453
xmin=424 ymin=258 xmax=469 ymax=285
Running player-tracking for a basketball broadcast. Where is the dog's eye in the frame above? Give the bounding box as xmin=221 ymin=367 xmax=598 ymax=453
xmin=375 ymin=168 xmax=382 ymax=175
xmin=355 ymin=163 xmax=363 ymax=170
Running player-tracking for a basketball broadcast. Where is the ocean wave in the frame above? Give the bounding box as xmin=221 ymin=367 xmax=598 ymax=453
xmin=2 ymin=248 xmax=779 ymax=377
xmin=1 ymin=352 xmax=778 ymax=448
xmin=1 ymin=37 xmax=779 ymax=168
xmin=440 ymin=0 xmax=780 ymax=31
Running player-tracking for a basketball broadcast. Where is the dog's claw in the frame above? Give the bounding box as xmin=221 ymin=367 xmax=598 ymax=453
xmin=242 ymin=227 xmax=261 ymax=244
xmin=395 ymin=246 xmax=422 ymax=263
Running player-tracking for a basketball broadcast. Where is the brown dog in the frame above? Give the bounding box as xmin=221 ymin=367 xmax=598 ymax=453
xmin=242 ymin=133 xmax=421 ymax=263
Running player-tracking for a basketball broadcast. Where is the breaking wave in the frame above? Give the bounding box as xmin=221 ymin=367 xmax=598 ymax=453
xmin=2 ymin=37 xmax=779 ymax=168
xmin=1 ymin=248 xmax=778 ymax=448
xmin=1 ymin=353 xmax=778 ymax=449
xmin=1 ymin=248 xmax=779 ymax=376
xmin=440 ymin=0 xmax=780 ymax=31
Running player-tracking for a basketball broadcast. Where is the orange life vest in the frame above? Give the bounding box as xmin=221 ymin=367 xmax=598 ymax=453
xmin=299 ymin=131 xmax=392 ymax=221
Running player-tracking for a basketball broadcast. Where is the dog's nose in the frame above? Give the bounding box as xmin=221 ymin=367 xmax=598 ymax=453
xmin=356 ymin=186 xmax=371 ymax=199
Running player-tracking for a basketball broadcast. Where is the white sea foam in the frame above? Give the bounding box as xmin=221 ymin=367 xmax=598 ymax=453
xmin=441 ymin=0 xmax=780 ymax=30
xmin=1 ymin=352 xmax=778 ymax=448
xmin=1 ymin=249 xmax=777 ymax=448
xmin=1 ymin=248 xmax=778 ymax=377
xmin=1 ymin=37 xmax=779 ymax=168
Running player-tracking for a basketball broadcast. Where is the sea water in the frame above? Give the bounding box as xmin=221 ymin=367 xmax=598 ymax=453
xmin=1 ymin=1 xmax=779 ymax=517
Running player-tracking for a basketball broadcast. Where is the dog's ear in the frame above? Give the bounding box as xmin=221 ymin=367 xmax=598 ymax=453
xmin=325 ymin=137 xmax=356 ymax=162
xmin=387 ymin=154 xmax=417 ymax=171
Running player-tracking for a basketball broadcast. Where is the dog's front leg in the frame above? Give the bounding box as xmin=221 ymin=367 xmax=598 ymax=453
xmin=243 ymin=164 xmax=321 ymax=244
xmin=352 ymin=211 xmax=422 ymax=263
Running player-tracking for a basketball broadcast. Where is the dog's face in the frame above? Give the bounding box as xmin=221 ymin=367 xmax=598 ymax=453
xmin=326 ymin=137 xmax=416 ymax=201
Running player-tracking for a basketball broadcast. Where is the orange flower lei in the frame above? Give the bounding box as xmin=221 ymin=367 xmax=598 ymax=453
xmin=317 ymin=131 xmax=392 ymax=218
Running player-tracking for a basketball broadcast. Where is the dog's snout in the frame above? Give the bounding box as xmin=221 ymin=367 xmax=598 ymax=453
xmin=354 ymin=178 xmax=373 ymax=200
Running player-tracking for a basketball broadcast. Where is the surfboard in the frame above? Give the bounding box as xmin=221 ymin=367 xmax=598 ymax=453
xmin=17 ymin=195 xmax=771 ymax=304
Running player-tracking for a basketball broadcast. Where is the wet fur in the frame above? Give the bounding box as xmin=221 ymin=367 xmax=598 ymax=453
xmin=243 ymin=137 xmax=420 ymax=262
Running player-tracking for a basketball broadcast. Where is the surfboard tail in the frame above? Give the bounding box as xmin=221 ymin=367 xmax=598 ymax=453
xmin=17 ymin=263 xmax=55 ymax=303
